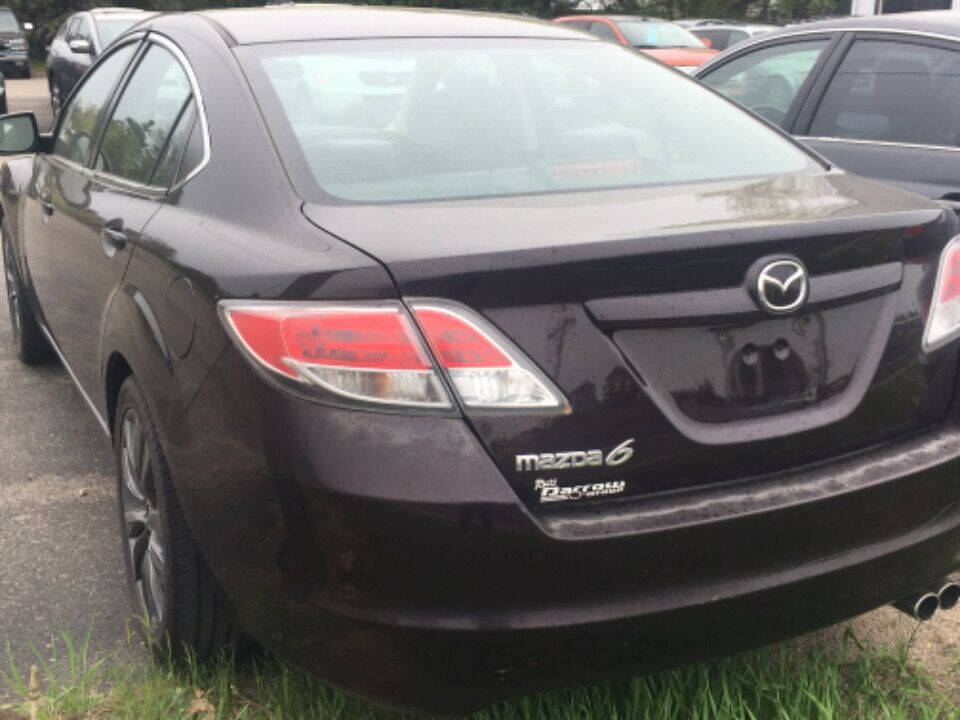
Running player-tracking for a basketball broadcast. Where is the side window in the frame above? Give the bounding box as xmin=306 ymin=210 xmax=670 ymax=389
xmin=151 ymin=100 xmax=197 ymax=187
xmin=65 ymin=17 xmax=79 ymax=39
xmin=809 ymin=39 xmax=960 ymax=147
xmin=175 ymin=115 xmax=204 ymax=185
xmin=589 ymin=22 xmax=620 ymax=42
xmin=75 ymin=16 xmax=93 ymax=43
xmin=727 ymin=31 xmax=750 ymax=48
xmin=95 ymin=44 xmax=192 ymax=184
xmin=53 ymin=43 xmax=137 ymax=165
xmin=700 ymin=39 xmax=830 ymax=128
xmin=696 ymin=30 xmax=730 ymax=51
xmin=562 ymin=20 xmax=591 ymax=32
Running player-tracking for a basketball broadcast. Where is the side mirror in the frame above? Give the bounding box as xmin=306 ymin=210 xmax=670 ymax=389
xmin=0 ymin=113 xmax=39 ymax=154
xmin=68 ymin=38 xmax=93 ymax=55
xmin=23 ymin=22 xmax=33 ymax=31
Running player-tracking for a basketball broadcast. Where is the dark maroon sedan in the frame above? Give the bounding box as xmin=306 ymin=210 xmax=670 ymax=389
xmin=1 ymin=5 xmax=959 ymax=714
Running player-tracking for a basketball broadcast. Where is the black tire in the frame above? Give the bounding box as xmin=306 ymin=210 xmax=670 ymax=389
xmin=20 ymin=65 xmax=30 ymax=79
xmin=2 ymin=220 xmax=52 ymax=364
xmin=114 ymin=376 xmax=240 ymax=660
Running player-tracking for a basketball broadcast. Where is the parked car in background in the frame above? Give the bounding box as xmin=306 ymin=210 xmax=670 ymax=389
xmin=47 ymin=7 xmax=155 ymax=116
xmin=680 ymin=20 xmax=779 ymax=50
xmin=554 ymin=15 xmax=717 ymax=71
xmin=3 ymin=5 xmax=960 ymax=714
xmin=0 ymin=6 xmax=32 ymax=78
xmin=695 ymin=11 xmax=960 ymax=211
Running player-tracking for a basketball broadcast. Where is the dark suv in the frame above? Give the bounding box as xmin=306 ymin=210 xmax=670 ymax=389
xmin=0 ymin=6 xmax=31 ymax=78
xmin=46 ymin=7 xmax=154 ymax=115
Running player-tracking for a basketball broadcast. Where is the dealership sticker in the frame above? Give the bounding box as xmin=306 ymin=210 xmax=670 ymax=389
xmin=534 ymin=477 xmax=626 ymax=503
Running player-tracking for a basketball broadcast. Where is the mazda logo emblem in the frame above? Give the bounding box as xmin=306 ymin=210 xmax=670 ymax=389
xmin=755 ymin=259 xmax=808 ymax=314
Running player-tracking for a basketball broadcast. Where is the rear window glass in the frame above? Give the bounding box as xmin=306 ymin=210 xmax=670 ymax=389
xmin=617 ymin=21 xmax=704 ymax=49
xmin=238 ymin=38 xmax=819 ymax=204
xmin=96 ymin=18 xmax=143 ymax=48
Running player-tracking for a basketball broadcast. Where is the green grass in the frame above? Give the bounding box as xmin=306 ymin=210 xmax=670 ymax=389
xmin=1 ymin=630 xmax=957 ymax=720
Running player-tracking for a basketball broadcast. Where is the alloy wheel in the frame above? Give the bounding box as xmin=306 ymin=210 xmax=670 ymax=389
xmin=119 ymin=407 xmax=166 ymax=631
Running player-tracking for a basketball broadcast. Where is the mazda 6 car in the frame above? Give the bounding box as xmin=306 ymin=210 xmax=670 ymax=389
xmin=2 ymin=5 xmax=960 ymax=714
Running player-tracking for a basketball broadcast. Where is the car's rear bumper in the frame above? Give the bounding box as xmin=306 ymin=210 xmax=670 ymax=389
xmin=169 ymin=348 xmax=960 ymax=713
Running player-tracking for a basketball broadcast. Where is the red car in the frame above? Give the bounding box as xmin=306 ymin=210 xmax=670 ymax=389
xmin=554 ymin=15 xmax=718 ymax=72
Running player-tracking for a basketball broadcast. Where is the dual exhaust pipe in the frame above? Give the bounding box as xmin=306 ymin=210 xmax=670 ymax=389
xmin=892 ymin=577 xmax=960 ymax=621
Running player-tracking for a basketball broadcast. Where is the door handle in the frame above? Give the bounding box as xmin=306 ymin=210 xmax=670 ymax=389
xmin=100 ymin=226 xmax=128 ymax=256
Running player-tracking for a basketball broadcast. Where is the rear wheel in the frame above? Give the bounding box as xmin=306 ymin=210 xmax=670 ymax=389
xmin=2 ymin=221 xmax=52 ymax=364
xmin=115 ymin=376 xmax=240 ymax=659
xmin=19 ymin=65 xmax=30 ymax=79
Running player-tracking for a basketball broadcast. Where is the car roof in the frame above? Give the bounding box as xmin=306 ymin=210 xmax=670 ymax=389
xmin=89 ymin=7 xmax=154 ymax=15
xmin=691 ymin=23 xmax=773 ymax=31
xmin=774 ymin=10 xmax=960 ymax=38
xmin=567 ymin=15 xmax=675 ymax=22
xmin=197 ymin=4 xmax=591 ymax=45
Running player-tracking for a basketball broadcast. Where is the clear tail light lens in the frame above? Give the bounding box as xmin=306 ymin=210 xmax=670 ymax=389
xmin=220 ymin=302 xmax=451 ymax=408
xmin=410 ymin=302 xmax=568 ymax=410
xmin=924 ymin=236 xmax=960 ymax=351
xmin=220 ymin=299 xmax=568 ymax=412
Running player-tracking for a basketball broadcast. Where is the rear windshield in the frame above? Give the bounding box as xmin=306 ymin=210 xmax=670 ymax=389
xmin=617 ymin=21 xmax=705 ymax=49
xmin=0 ymin=10 xmax=20 ymax=33
xmin=237 ymin=38 xmax=819 ymax=203
xmin=96 ymin=18 xmax=142 ymax=48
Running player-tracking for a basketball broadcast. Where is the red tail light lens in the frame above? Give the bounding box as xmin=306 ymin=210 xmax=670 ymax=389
xmin=220 ymin=302 xmax=451 ymax=408
xmin=410 ymin=302 xmax=568 ymax=410
xmin=924 ymin=236 xmax=960 ymax=351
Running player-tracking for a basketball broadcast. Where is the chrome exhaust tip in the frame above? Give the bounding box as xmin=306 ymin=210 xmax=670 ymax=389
xmin=892 ymin=592 xmax=939 ymax=621
xmin=936 ymin=579 xmax=960 ymax=611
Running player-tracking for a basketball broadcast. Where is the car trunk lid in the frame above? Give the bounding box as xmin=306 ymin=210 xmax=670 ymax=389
xmin=303 ymin=171 xmax=958 ymax=507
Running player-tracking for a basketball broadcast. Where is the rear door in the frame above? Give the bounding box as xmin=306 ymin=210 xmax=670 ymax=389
xmin=795 ymin=33 xmax=960 ymax=210
xmin=24 ymin=39 xmax=141 ymax=398
xmin=25 ymin=37 xmax=195 ymax=410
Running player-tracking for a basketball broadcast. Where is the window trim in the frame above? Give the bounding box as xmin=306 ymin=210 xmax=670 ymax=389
xmin=52 ymin=31 xmax=212 ymax=196
xmin=798 ymin=31 xmax=960 ymax=151
xmin=795 ymin=134 xmax=960 ymax=153
xmin=150 ymin=33 xmax=211 ymax=193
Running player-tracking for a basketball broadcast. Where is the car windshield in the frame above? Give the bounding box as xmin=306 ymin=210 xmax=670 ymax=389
xmin=617 ymin=22 xmax=705 ymax=49
xmin=96 ymin=18 xmax=142 ymax=48
xmin=0 ymin=10 xmax=20 ymax=33
xmin=237 ymin=38 xmax=818 ymax=203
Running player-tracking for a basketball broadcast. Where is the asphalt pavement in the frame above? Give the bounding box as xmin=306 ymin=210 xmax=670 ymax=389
xmin=0 ymin=76 xmax=140 ymax=702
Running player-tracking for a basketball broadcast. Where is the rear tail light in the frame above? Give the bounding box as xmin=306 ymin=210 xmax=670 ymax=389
xmin=220 ymin=302 xmax=450 ymax=408
xmin=219 ymin=299 xmax=568 ymax=412
xmin=924 ymin=236 xmax=960 ymax=351
xmin=410 ymin=302 xmax=567 ymax=410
